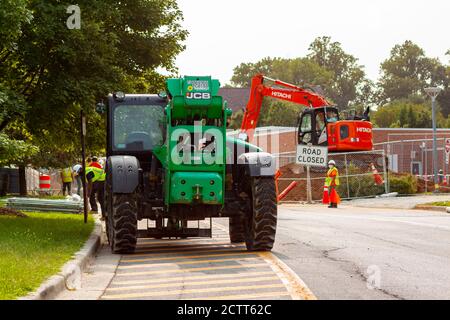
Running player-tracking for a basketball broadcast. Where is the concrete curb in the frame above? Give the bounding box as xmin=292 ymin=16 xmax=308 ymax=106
xmin=20 ymin=217 xmax=103 ymax=300
xmin=413 ymin=205 xmax=450 ymax=213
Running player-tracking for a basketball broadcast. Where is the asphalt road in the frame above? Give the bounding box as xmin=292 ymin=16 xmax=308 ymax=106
xmin=271 ymin=204 xmax=450 ymax=300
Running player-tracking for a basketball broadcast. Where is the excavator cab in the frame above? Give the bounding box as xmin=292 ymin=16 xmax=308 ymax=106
xmin=297 ymin=106 xmax=373 ymax=152
xmin=297 ymin=107 xmax=339 ymax=147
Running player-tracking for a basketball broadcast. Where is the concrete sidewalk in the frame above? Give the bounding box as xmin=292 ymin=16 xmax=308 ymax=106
xmin=347 ymin=194 xmax=450 ymax=210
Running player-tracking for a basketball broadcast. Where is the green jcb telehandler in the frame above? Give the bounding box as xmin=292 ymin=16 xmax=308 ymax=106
xmin=101 ymin=76 xmax=277 ymax=253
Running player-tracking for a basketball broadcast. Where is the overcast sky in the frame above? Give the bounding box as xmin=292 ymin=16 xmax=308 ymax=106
xmin=175 ymin=0 xmax=450 ymax=86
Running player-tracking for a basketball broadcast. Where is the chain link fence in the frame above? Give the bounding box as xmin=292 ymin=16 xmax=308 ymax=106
xmin=377 ymin=137 xmax=450 ymax=193
xmin=274 ymin=150 xmax=388 ymax=202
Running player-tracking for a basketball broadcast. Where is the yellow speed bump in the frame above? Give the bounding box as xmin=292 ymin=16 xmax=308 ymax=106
xmin=112 ymin=271 xmax=277 ymax=286
xmin=115 ymin=263 xmax=269 ymax=277
xmin=130 ymin=245 xmax=245 ymax=257
xmin=106 ymin=276 xmax=280 ymax=291
xmin=102 ymin=283 xmax=285 ymax=300
xmin=133 ymin=242 xmax=234 ymax=252
xmin=122 ymin=251 xmax=255 ymax=263
xmin=118 ymin=257 xmax=259 ymax=270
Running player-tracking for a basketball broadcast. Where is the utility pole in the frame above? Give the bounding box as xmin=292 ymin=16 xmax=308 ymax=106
xmin=80 ymin=110 xmax=88 ymax=223
xmin=425 ymin=87 xmax=442 ymax=192
xmin=306 ymin=165 xmax=312 ymax=204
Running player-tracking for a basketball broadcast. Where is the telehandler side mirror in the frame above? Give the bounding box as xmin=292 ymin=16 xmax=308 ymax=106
xmin=95 ymin=102 xmax=106 ymax=114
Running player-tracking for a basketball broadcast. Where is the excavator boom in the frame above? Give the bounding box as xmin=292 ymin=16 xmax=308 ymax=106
xmin=241 ymin=74 xmax=330 ymax=141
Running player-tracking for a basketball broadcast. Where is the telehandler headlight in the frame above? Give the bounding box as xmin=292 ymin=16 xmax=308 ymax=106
xmin=158 ymin=91 xmax=168 ymax=99
xmin=113 ymin=91 xmax=125 ymax=102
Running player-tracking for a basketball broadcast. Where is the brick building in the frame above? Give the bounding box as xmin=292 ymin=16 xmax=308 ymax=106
xmin=240 ymin=127 xmax=450 ymax=176
xmin=373 ymin=128 xmax=450 ymax=175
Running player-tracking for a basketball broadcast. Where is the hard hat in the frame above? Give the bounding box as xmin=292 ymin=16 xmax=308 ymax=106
xmin=72 ymin=164 xmax=82 ymax=173
xmin=328 ymin=160 xmax=336 ymax=166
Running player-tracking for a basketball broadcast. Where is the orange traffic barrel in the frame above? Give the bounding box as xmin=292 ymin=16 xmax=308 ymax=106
xmin=39 ymin=174 xmax=51 ymax=191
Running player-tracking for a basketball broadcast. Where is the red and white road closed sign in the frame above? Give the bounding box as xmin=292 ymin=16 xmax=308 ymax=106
xmin=296 ymin=145 xmax=328 ymax=167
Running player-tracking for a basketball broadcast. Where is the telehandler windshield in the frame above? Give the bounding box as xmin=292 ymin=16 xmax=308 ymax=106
xmin=113 ymin=104 xmax=165 ymax=151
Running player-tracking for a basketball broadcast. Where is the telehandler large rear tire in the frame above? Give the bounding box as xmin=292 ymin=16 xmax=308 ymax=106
xmin=244 ymin=177 xmax=277 ymax=251
xmin=107 ymin=193 xmax=138 ymax=254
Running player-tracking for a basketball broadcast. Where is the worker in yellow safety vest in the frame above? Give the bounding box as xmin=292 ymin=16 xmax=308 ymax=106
xmin=79 ymin=166 xmax=106 ymax=218
xmin=323 ymin=160 xmax=340 ymax=208
xmin=60 ymin=167 xmax=74 ymax=196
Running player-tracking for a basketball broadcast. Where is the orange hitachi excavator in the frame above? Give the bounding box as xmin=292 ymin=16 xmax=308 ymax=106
xmin=240 ymin=74 xmax=373 ymax=152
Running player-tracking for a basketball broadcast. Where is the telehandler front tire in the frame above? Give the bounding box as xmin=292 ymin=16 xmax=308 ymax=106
xmin=244 ymin=177 xmax=277 ymax=251
xmin=107 ymin=193 xmax=138 ymax=254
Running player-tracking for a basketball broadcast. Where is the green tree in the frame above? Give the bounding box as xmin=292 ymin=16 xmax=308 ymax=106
xmin=378 ymin=40 xmax=446 ymax=105
xmin=0 ymin=0 xmax=187 ymax=168
xmin=372 ymin=99 xmax=446 ymax=129
xmin=0 ymin=0 xmax=32 ymax=54
xmin=437 ymin=52 xmax=450 ymax=116
xmin=270 ymin=58 xmax=334 ymax=89
xmin=230 ymin=57 xmax=277 ymax=87
xmin=259 ymin=101 xmax=304 ymax=127
xmin=0 ymin=0 xmax=32 ymax=132
xmin=307 ymin=36 xmax=368 ymax=109
xmin=398 ymin=106 xmax=408 ymax=127
xmin=0 ymin=133 xmax=38 ymax=166
xmin=230 ymin=56 xmax=334 ymax=93
xmin=406 ymin=106 xmax=417 ymax=128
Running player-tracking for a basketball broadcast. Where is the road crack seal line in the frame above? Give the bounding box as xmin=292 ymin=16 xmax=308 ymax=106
xmin=354 ymin=268 xmax=405 ymax=300
xmin=321 ymin=246 xmax=405 ymax=300
xmin=258 ymin=252 xmax=317 ymax=300
xmin=322 ymin=247 xmax=346 ymax=257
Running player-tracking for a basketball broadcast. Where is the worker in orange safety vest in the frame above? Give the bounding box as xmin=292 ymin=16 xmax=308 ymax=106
xmin=323 ymin=160 xmax=340 ymax=208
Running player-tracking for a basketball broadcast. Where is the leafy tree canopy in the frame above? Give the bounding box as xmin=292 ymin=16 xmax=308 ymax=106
xmin=372 ymin=98 xmax=447 ymax=129
xmin=0 ymin=0 xmax=187 ymax=167
xmin=230 ymin=57 xmax=276 ymax=87
xmin=307 ymin=36 xmax=368 ymax=109
xmin=230 ymin=37 xmax=372 ymax=110
xmin=258 ymin=100 xmax=304 ymax=127
xmin=378 ymin=40 xmax=446 ymax=103
xmin=0 ymin=133 xmax=38 ymax=166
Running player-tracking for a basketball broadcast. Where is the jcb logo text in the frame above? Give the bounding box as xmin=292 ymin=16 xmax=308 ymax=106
xmin=186 ymin=92 xmax=211 ymax=100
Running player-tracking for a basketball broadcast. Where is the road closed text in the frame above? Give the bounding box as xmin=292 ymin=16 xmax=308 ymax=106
xmin=296 ymin=145 xmax=328 ymax=167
